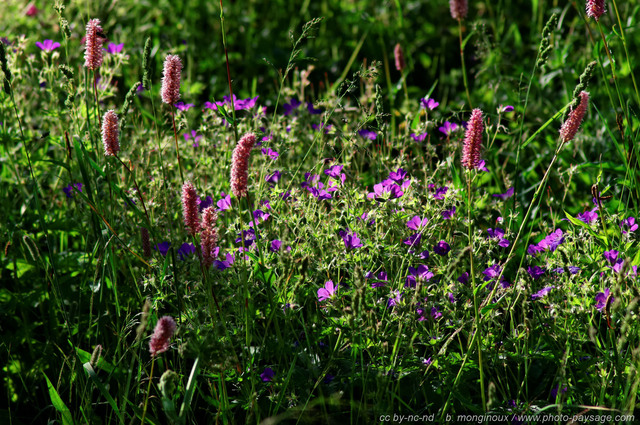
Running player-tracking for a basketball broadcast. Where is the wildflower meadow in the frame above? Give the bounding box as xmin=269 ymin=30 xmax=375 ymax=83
xmin=1 ymin=0 xmax=640 ymax=423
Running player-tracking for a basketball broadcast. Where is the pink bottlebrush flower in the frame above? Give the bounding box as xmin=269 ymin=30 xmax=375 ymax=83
xmin=559 ymin=91 xmax=589 ymax=143
xmin=84 ymin=19 xmax=105 ymax=70
xmin=149 ymin=316 xmax=177 ymax=356
xmin=161 ymin=55 xmax=182 ymax=105
xmin=141 ymin=227 xmax=151 ymax=258
xmin=394 ymin=43 xmax=405 ymax=72
xmin=182 ymin=181 xmax=200 ymax=236
xmin=102 ymin=110 xmax=119 ymax=156
xmin=449 ymin=0 xmax=468 ymax=20
xmin=230 ymin=133 xmax=257 ymax=198
xmin=586 ymin=0 xmax=606 ymax=21
xmin=200 ymin=206 xmax=219 ymax=268
xmin=461 ymin=108 xmax=484 ymax=170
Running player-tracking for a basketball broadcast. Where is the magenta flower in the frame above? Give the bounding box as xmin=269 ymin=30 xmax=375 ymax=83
xmin=183 ymin=130 xmax=202 ymax=147
xmin=317 ymin=280 xmax=337 ymax=301
xmin=433 ymin=241 xmax=451 ymax=256
xmin=270 ymin=240 xmax=282 ymax=252
xmin=260 ymin=367 xmax=275 ymax=382
xmin=532 ymin=286 xmax=555 ymax=300
xmin=499 ymin=105 xmax=514 ymax=113
xmin=420 ymin=97 xmax=439 ymax=110
xmin=586 ymin=0 xmax=606 ymax=21
xmin=595 ymin=288 xmax=613 ymax=312
xmin=265 ymin=170 xmax=281 ymax=184
xmin=411 ymin=133 xmax=428 ymax=142
xmin=63 ymin=183 xmax=83 ymax=198
xmin=527 ymin=266 xmax=546 ymax=280
xmin=559 ymin=91 xmax=589 ymax=143
xmin=283 ymin=98 xmax=301 ymax=115
xmin=36 ymin=40 xmax=60 ymax=52
xmin=358 ymin=129 xmax=377 ymax=140
xmin=439 ymin=121 xmax=458 ymax=136
xmin=230 ymin=133 xmax=257 ymax=198
xmin=407 ymin=216 xmax=429 ymax=230
xmin=405 ymin=265 xmax=434 ymax=288
xmin=261 ymin=147 xmax=279 ymax=160
xmin=578 ymin=208 xmax=598 ymax=224
xmin=175 ymin=101 xmax=194 ymax=111
xmin=339 ymin=230 xmax=363 ymax=250
xmin=620 ymin=217 xmax=638 ymax=234
xmin=217 ymin=192 xmax=231 ymax=212
xmin=461 ymin=108 xmax=484 ymax=170
xmin=434 ymin=186 xmax=448 ymax=200
xmin=492 ymin=187 xmax=514 ymax=200
xmin=106 ymin=42 xmax=124 ymax=54
xmin=442 ymin=207 xmax=456 ymax=220
xmin=149 ymin=316 xmax=177 ymax=356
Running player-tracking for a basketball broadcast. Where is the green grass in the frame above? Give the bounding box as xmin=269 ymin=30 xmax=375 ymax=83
xmin=1 ymin=0 xmax=639 ymax=424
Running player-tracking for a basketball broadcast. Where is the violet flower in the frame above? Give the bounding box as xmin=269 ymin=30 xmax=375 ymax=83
xmin=420 ymin=97 xmax=439 ymax=110
xmin=358 ymin=129 xmax=377 ymax=140
xmin=63 ymin=183 xmax=83 ymax=198
xmin=492 ymin=187 xmax=514 ymax=200
xmin=439 ymin=121 xmax=458 ymax=136
xmin=260 ymin=367 xmax=275 ymax=382
xmin=317 ymin=280 xmax=337 ymax=301
xmin=595 ymin=288 xmax=613 ymax=311
xmin=36 ymin=39 xmax=61 ymax=52
xmin=106 ymin=43 xmax=124 ymax=54
xmin=339 ymin=230 xmax=363 ymax=250
xmin=532 ymin=286 xmax=555 ymax=300
xmin=433 ymin=241 xmax=451 ymax=256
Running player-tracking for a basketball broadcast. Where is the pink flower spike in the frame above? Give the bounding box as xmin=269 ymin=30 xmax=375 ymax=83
xmin=101 ymin=110 xmax=120 ymax=156
xmin=586 ymin=0 xmax=606 ymax=21
xmin=161 ymin=55 xmax=183 ymax=105
xmin=149 ymin=316 xmax=177 ymax=356
xmin=461 ymin=108 xmax=484 ymax=170
xmin=559 ymin=91 xmax=589 ymax=143
xmin=84 ymin=19 xmax=105 ymax=70
xmin=182 ymin=181 xmax=200 ymax=236
xmin=230 ymin=133 xmax=257 ymax=198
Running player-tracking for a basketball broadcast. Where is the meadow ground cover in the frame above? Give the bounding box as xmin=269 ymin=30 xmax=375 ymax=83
xmin=1 ymin=0 xmax=640 ymax=424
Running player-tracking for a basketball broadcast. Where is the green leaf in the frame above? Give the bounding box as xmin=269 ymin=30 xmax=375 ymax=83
xmin=43 ymin=372 xmax=73 ymax=425
xmin=83 ymin=363 xmax=125 ymax=424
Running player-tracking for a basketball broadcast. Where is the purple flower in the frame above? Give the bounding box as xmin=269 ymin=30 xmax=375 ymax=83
xmin=423 ymin=357 xmax=432 ymax=366
xmin=433 ymin=241 xmax=450 ymax=256
xmin=420 ymin=97 xmax=439 ymax=110
xmin=260 ymin=367 xmax=275 ymax=382
xmin=458 ymin=272 xmax=469 ymax=284
xmin=231 ymin=95 xmax=259 ymax=110
xmin=532 ymin=286 xmax=555 ymax=300
xmin=400 ymin=234 xmax=420 ymax=249
xmin=36 ymin=39 xmax=61 ymax=51
xmin=442 ymin=207 xmax=456 ymax=220
xmin=318 ymin=280 xmax=337 ymax=301
xmin=268 ymin=240 xmax=282 ymax=253
xmin=387 ymin=290 xmax=403 ymax=308
xmin=261 ymin=147 xmax=279 ymax=160
xmin=307 ymin=102 xmax=324 ymax=115
xmin=183 ymin=130 xmax=203 ymax=147
xmin=367 ymin=181 xmax=404 ymax=202
xmin=493 ymin=187 xmax=514 ymax=200
xmin=389 ymin=168 xmax=408 ymax=184
xmin=476 ymin=159 xmax=489 ymax=172
xmin=434 ymin=186 xmax=448 ymax=200
xmin=407 ymin=216 xmax=429 ymax=230
xmin=217 ymin=193 xmax=231 ymax=212
xmin=106 ymin=42 xmax=124 ymax=54
xmin=405 ymin=265 xmax=434 ymax=288
xmin=620 ymin=217 xmax=638 ymax=234
xmin=63 ymin=183 xmax=83 ymax=198
xmin=487 ymin=228 xmax=510 ymax=247
xmin=175 ymin=102 xmax=195 ymax=111
xmin=499 ymin=105 xmax=514 ymax=113
xmin=339 ymin=230 xmax=363 ymax=250
xmin=324 ymin=165 xmax=344 ymax=178
xmin=578 ymin=208 xmax=598 ymax=224
xmin=527 ymin=266 xmax=546 ymax=280
xmin=154 ymin=241 xmax=171 ymax=257
xmin=438 ymin=121 xmax=458 ymax=136
xmin=448 ymin=293 xmax=456 ymax=304
xmin=483 ymin=264 xmax=510 ymax=288
xmin=550 ymin=385 xmax=568 ymax=399
xmin=358 ymin=129 xmax=377 ymax=140
xmin=283 ymin=98 xmax=301 ymax=115
xmin=367 ymin=271 xmax=388 ymax=288
xmin=537 ymin=229 xmax=565 ymax=252
xmin=410 ymin=132 xmax=428 ymax=142
xmin=604 ymin=250 xmax=619 ymax=265
xmin=431 ymin=306 xmax=442 ymax=319
xmin=312 ymin=123 xmax=333 ymax=134
xmin=213 ymin=252 xmax=235 ymax=270
xmin=418 ymin=250 xmax=429 ymax=260
xmin=177 ymin=242 xmax=196 ymax=261
xmin=595 ymin=288 xmax=613 ymax=311
xmin=265 ymin=170 xmax=281 ymax=184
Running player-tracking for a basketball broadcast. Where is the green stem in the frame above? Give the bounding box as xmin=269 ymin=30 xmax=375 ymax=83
xmin=458 ymin=19 xmax=472 ymax=108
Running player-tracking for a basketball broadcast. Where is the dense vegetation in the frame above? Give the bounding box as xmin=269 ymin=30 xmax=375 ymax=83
xmin=1 ymin=0 xmax=639 ymax=423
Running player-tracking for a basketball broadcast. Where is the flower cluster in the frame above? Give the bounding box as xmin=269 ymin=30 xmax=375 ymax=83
xmin=161 ymin=55 xmax=182 ymax=105
xmin=230 ymin=133 xmax=257 ymax=198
